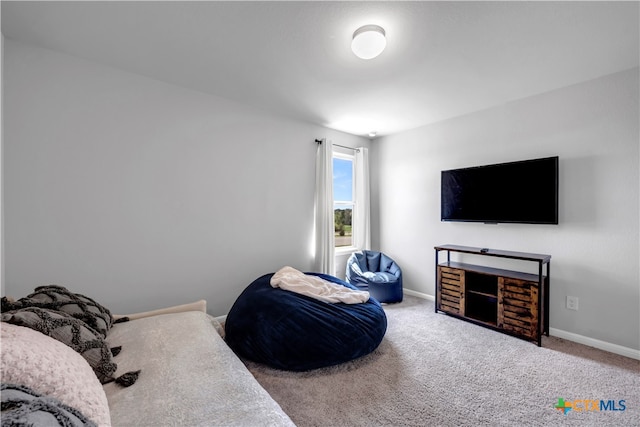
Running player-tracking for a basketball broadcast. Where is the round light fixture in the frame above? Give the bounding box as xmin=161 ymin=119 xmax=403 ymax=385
xmin=351 ymin=25 xmax=386 ymax=60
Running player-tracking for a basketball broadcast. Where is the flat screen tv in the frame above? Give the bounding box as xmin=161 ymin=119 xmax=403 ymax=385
xmin=441 ymin=156 xmax=559 ymax=224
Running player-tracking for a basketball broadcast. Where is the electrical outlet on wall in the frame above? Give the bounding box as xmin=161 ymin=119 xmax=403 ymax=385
xmin=566 ymin=296 xmax=579 ymax=311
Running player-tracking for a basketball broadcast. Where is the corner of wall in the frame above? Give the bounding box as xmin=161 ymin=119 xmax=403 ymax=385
xmin=1 ymin=33 xmax=5 ymax=297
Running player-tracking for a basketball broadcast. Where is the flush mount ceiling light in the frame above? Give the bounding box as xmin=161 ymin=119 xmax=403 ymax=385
xmin=351 ymin=25 xmax=386 ymax=60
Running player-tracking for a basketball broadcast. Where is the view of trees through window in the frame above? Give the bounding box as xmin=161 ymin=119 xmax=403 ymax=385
xmin=333 ymin=156 xmax=354 ymax=247
xmin=334 ymin=208 xmax=352 ymax=247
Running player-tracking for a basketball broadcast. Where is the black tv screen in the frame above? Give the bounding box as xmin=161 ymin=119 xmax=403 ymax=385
xmin=441 ymin=156 xmax=559 ymax=224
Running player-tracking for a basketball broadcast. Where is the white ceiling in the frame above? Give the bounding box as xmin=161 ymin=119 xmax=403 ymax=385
xmin=2 ymin=1 xmax=638 ymax=138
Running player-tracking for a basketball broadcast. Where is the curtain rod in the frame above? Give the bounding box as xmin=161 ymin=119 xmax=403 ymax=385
xmin=315 ymin=139 xmax=360 ymax=152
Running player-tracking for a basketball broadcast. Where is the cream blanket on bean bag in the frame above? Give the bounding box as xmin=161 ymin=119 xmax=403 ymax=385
xmin=270 ymin=266 xmax=370 ymax=304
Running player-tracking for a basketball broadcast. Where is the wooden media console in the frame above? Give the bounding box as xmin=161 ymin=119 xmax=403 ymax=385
xmin=434 ymin=244 xmax=551 ymax=346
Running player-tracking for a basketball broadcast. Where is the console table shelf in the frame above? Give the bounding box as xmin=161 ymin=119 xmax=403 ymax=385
xmin=435 ymin=245 xmax=551 ymax=346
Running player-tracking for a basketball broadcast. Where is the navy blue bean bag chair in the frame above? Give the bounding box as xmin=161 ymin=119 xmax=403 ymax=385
xmin=224 ymin=272 xmax=387 ymax=371
xmin=346 ymin=251 xmax=403 ymax=303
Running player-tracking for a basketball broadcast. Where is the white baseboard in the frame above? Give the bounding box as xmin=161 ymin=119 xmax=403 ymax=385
xmin=403 ymin=288 xmax=434 ymax=301
xmin=404 ymin=288 xmax=639 ymax=361
xmin=549 ymin=328 xmax=640 ymax=360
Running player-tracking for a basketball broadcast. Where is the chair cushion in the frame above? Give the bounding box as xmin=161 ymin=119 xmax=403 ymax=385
xmin=364 ymin=251 xmax=381 ymax=271
xmin=368 ymin=272 xmax=398 ymax=283
xmin=380 ymin=253 xmax=395 ymax=272
xmin=225 ymin=273 xmax=387 ymax=371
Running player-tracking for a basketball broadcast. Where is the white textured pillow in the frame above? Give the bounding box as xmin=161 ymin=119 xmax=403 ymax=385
xmin=0 ymin=323 xmax=111 ymax=427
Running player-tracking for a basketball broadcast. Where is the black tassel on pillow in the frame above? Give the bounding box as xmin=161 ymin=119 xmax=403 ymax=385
xmin=102 ymin=370 xmax=141 ymax=387
xmin=114 ymin=317 xmax=130 ymax=324
xmin=115 ymin=370 xmax=141 ymax=387
xmin=110 ymin=346 xmax=122 ymax=357
xmin=1 ymin=296 xmax=24 ymax=312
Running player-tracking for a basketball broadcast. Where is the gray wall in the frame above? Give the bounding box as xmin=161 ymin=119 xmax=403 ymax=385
xmin=3 ymin=37 xmax=639 ymax=354
xmin=371 ymin=68 xmax=639 ymax=351
xmin=2 ymin=40 xmax=368 ymax=316
xmin=1 ymin=34 xmax=4 ymax=296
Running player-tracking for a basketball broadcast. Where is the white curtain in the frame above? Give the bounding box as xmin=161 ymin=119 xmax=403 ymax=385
xmin=354 ymin=147 xmax=371 ymax=250
xmin=314 ymin=139 xmax=335 ymax=275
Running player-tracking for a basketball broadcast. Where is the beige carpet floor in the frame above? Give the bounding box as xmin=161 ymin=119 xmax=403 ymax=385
xmin=241 ymin=295 xmax=640 ymax=426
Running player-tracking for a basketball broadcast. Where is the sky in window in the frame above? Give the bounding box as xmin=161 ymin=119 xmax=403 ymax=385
xmin=333 ymin=158 xmax=353 ymax=202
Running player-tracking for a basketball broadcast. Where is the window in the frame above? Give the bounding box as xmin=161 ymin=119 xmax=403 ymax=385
xmin=333 ymin=153 xmax=355 ymax=248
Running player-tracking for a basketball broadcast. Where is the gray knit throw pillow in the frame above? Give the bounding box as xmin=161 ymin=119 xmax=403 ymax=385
xmin=1 ymin=383 xmax=97 ymax=427
xmin=0 ymin=307 xmax=139 ymax=385
xmin=1 ymin=285 xmax=113 ymax=338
